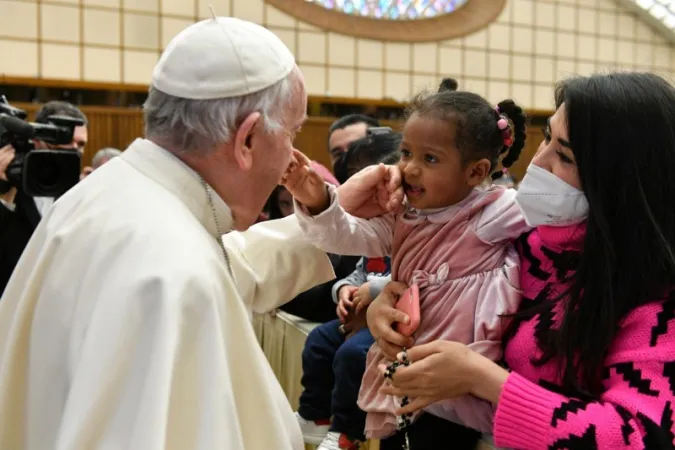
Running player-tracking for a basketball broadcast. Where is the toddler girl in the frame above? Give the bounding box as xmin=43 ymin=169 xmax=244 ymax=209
xmin=286 ymin=79 xmax=531 ymax=445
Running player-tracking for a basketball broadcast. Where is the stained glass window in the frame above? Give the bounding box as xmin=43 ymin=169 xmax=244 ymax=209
xmin=305 ymin=0 xmax=469 ymax=20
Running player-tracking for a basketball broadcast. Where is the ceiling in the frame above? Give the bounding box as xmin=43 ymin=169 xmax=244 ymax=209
xmin=618 ymin=0 xmax=675 ymax=43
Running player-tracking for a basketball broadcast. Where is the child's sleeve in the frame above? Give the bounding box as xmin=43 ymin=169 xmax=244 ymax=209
xmin=295 ymin=184 xmax=395 ymax=258
xmin=331 ymin=257 xmax=368 ymax=304
xmin=476 ymin=188 xmax=532 ymax=244
xmin=368 ymin=275 xmax=391 ymax=299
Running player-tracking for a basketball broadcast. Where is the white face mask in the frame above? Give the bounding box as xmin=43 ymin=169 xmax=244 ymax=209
xmin=515 ymin=164 xmax=589 ymax=227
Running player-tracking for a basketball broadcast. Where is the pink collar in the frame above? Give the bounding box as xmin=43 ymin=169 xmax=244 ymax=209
xmin=401 ymin=189 xmax=486 ymax=224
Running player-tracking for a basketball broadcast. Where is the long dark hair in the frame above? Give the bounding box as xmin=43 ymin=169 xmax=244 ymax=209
xmin=536 ymin=72 xmax=675 ymax=396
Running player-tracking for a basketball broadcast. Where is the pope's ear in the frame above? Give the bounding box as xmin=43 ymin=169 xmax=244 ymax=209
xmin=232 ymin=112 xmax=261 ymax=171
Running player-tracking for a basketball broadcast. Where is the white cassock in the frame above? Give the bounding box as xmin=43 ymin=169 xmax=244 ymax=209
xmin=0 ymin=138 xmax=335 ymax=450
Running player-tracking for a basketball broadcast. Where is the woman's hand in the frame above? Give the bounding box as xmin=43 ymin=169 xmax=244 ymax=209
xmin=337 ymin=164 xmax=404 ymax=219
xmin=379 ymin=341 xmax=509 ymax=415
xmin=367 ymin=281 xmax=414 ymax=360
xmin=282 ymin=150 xmax=330 ymax=215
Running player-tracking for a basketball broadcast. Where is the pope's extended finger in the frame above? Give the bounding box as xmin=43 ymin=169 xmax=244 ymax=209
xmin=385 ymin=165 xmax=402 ymax=191
xmin=387 ymin=189 xmax=404 ymax=213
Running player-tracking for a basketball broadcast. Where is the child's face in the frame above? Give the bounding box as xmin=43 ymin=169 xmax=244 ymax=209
xmin=398 ymin=113 xmax=489 ymax=210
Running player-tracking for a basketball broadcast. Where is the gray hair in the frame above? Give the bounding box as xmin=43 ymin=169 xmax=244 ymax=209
xmin=92 ymin=147 xmax=122 ymax=168
xmin=143 ymin=70 xmax=297 ymax=155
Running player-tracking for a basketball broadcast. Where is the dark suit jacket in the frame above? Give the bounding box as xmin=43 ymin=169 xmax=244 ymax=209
xmin=0 ymin=190 xmax=41 ymax=296
xmin=278 ymin=254 xmax=360 ymax=323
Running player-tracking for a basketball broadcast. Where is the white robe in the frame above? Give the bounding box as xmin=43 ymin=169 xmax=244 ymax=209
xmin=0 ymin=138 xmax=335 ymax=450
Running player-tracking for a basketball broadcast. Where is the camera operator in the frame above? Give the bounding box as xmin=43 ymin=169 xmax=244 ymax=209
xmin=0 ymin=100 xmax=88 ymax=295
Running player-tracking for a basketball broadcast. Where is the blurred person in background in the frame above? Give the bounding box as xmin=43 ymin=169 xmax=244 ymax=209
xmin=328 ymin=114 xmax=380 ymax=182
xmin=0 ymin=100 xmax=88 ymax=295
xmin=80 ymin=147 xmax=122 ymax=179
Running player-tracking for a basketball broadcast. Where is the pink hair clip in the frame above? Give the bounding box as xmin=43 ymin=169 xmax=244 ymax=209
xmin=497 ymin=118 xmax=508 ymax=130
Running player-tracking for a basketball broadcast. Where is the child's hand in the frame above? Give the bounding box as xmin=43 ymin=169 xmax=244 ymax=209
xmin=282 ymin=149 xmax=330 ymax=215
xmin=353 ymin=282 xmax=374 ymax=315
xmin=336 ymin=285 xmax=358 ymax=323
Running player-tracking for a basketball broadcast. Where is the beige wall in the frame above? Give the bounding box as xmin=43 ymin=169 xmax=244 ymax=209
xmin=1 ymin=0 xmax=674 ymax=109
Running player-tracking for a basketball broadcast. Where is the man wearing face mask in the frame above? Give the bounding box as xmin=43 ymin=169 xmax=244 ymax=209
xmin=0 ymin=101 xmax=88 ymax=295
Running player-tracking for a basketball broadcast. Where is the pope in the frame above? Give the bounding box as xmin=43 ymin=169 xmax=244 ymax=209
xmin=0 ymin=16 xmax=401 ymax=450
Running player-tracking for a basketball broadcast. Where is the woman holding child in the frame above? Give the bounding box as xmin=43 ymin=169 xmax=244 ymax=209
xmin=287 ymin=71 xmax=675 ymax=449
xmin=364 ymin=72 xmax=675 ymax=449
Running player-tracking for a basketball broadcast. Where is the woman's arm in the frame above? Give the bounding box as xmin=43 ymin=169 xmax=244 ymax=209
xmin=491 ymin=302 xmax=675 ymax=449
xmin=384 ymin=301 xmax=675 ymax=449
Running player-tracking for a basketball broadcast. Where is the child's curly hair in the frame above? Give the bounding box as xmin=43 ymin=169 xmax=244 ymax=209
xmin=407 ymin=78 xmax=528 ymax=180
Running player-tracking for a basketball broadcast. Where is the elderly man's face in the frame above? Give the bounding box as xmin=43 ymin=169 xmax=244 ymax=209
xmin=245 ymin=69 xmax=307 ymax=226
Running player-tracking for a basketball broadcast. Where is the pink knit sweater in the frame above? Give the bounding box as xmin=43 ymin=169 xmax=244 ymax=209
xmin=494 ymin=224 xmax=675 ymax=449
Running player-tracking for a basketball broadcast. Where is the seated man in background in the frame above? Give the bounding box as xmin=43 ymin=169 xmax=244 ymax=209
xmin=327 ymin=114 xmax=380 ymax=172
xmin=302 ymin=113 xmax=379 ymax=189
xmin=80 ymin=147 xmax=122 ymax=179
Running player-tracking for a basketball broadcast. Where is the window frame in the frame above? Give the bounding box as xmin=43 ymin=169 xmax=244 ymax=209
xmin=265 ymin=0 xmax=506 ymax=42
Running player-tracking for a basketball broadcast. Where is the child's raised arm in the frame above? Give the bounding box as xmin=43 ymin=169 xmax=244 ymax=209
xmin=294 ymin=184 xmax=395 ymax=259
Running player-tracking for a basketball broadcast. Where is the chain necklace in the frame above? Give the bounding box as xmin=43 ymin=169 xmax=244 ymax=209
xmin=201 ymin=178 xmax=236 ymax=286
xmin=384 ymin=348 xmax=413 ymax=450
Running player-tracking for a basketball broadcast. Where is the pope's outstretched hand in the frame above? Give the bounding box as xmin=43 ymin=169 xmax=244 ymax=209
xmin=337 ymin=163 xmax=404 ymax=219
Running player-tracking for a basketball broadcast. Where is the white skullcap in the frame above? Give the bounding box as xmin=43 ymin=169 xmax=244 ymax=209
xmin=152 ymin=17 xmax=295 ymax=100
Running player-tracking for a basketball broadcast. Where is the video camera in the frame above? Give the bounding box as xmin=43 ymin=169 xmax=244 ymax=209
xmin=0 ymin=96 xmax=84 ymax=197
